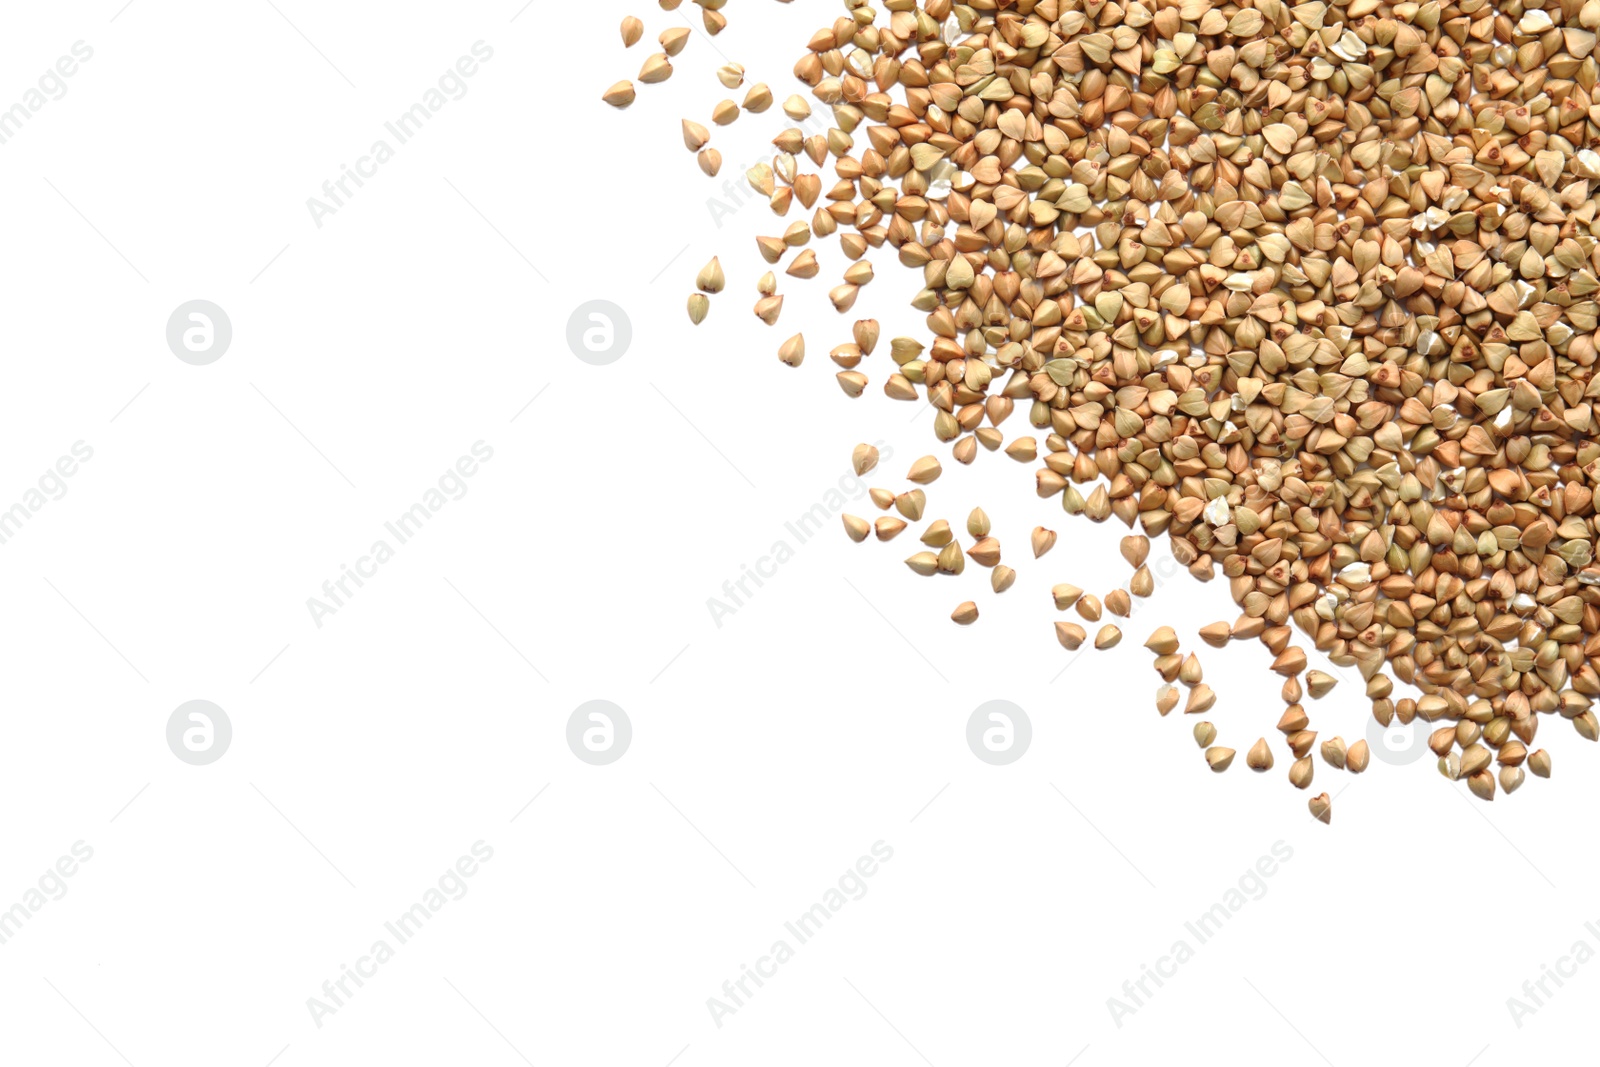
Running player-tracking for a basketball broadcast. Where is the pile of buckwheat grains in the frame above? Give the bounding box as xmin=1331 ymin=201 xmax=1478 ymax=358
xmin=605 ymin=0 xmax=1600 ymax=818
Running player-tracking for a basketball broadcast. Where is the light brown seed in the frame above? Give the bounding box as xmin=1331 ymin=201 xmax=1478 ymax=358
xmin=1308 ymin=794 xmax=1331 ymax=825
xmin=1157 ymin=685 xmax=1179 ymax=716
xmin=1120 ymin=536 xmax=1150 ymax=568
xmin=991 ymin=566 xmax=1016 ymax=594
xmin=785 ymin=250 xmax=819 ymax=278
xmin=853 ymin=319 xmax=879 ymax=355
xmin=1468 ymin=770 xmax=1497 ymax=802
xmin=686 ymin=293 xmax=709 ymax=325
xmin=620 ymin=16 xmax=644 ymax=47
xmin=937 ymin=542 xmax=964 ymax=575
xmin=920 ymin=520 xmax=952 ymax=548
xmin=1278 ymin=706 xmax=1309 ymax=733
xmin=894 ymin=490 xmax=925 ymax=521
xmin=1529 ymin=749 xmax=1553 ymax=778
xmin=1206 ymin=747 xmax=1236 ymax=772
xmin=1262 ymin=123 xmax=1296 ymax=154
xmin=638 ymin=53 xmax=673 ymax=83
xmin=711 ymin=100 xmax=739 ymax=126
xmin=1287 ymin=731 xmax=1317 ymax=759
xmin=1075 ymin=595 xmax=1102 ymax=622
xmin=1094 ymin=625 xmax=1122 ymax=650
xmin=852 ymin=444 xmax=879 ymax=477
xmin=682 ymin=119 xmax=710 ymax=151
xmin=1053 ymin=584 xmax=1083 ymax=611
xmin=697 ymin=148 xmax=722 ymax=176
xmin=1005 ymin=437 xmax=1037 ymax=463
xmin=906 ymin=456 xmax=942 ymax=484
xmin=1178 ymin=654 xmax=1202 ymax=685
xmin=867 ymin=488 xmax=894 ymax=511
xmin=841 ymin=514 xmax=869 ymax=543
xmin=1083 ymin=487 xmax=1111 ymax=522
xmin=951 ymin=601 xmax=978 ymax=626
xmin=967 ymin=538 xmax=1000 ymax=567
xmin=967 ymin=508 xmax=990 ymax=538
xmin=754 ymin=295 xmax=784 ymax=325
xmin=873 ymin=517 xmax=906 ymax=541
xmin=1576 ymin=712 xmax=1599 ymax=742
xmin=1185 ymin=685 xmax=1215 ymax=715
xmin=884 ymin=376 xmax=917 ymax=401
xmin=1193 ymin=722 xmax=1216 ymax=747
xmin=716 ymin=63 xmax=745 ymax=88
xmin=1305 ymin=671 xmax=1338 ymax=699
xmin=904 ymin=552 xmax=938 ymax=576
xmin=835 ymin=372 xmax=866 ymax=398
xmin=1198 ymin=622 xmax=1231 ymax=648
xmin=1271 ymin=648 xmax=1307 ymax=677
xmin=1459 ymin=744 xmax=1491 ymax=778
xmin=1031 ymin=527 xmax=1056 ymax=558
xmin=831 ymin=282 xmax=862 ymax=316
xmin=755 ymin=236 xmax=784 ymax=263
xmin=1321 ymin=736 xmax=1347 ymax=770
xmin=742 ymin=83 xmax=772 ymax=112
xmin=602 ymin=80 xmax=637 ymax=108
xmin=1129 ymin=565 xmax=1153 ymax=597
xmin=658 ymin=27 xmax=691 ymax=55
xmin=1346 ymin=740 xmax=1370 ymax=774
xmin=1289 ymin=757 xmax=1314 ymax=790
xmin=777 ymin=334 xmax=804 ymax=367
xmin=1144 ymin=626 xmax=1179 ymax=655
xmin=696 ymin=256 xmax=724 ymax=293
xmin=1246 ymin=738 xmax=1274 ymax=771
xmin=1055 ymin=622 xmax=1086 ymax=651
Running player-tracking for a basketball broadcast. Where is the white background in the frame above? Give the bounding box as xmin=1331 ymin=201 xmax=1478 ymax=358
xmin=0 ymin=2 xmax=1594 ymax=1065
